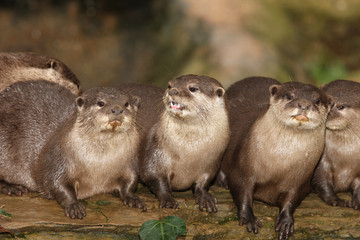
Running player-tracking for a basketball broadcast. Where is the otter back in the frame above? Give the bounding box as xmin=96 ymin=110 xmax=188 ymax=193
xmin=0 ymin=80 xmax=76 ymax=190
xmin=0 ymin=52 xmax=81 ymax=95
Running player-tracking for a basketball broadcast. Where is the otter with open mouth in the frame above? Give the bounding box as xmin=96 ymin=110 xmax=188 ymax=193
xmin=312 ymin=80 xmax=360 ymax=210
xmin=139 ymin=74 xmax=230 ymax=213
xmin=222 ymin=78 xmax=333 ymax=240
xmin=0 ymin=81 xmax=146 ymax=219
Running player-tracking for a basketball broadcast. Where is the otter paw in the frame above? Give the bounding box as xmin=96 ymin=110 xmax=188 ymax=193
xmin=352 ymin=199 xmax=360 ymax=210
xmin=195 ymin=192 xmax=217 ymax=213
xmin=0 ymin=181 xmax=28 ymax=196
xmin=123 ymin=196 xmax=147 ymax=212
xmin=64 ymin=202 xmax=86 ymax=219
xmin=238 ymin=210 xmax=262 ymax=234
xmin=159 ymin=195 xmax=179 ymax=209
xmin=275 ymin=214 xmax=294 ymax=240
xmin=328 ymin=198 xmax=352 ymax=208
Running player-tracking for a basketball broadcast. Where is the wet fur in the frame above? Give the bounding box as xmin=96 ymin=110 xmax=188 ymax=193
xmin=224 ymin=77 xmax=332 ymax=240
xmin=312 ymin=80 xmax=360 ymax=209
xmin=0 ymin=52 xmax=81 ymax=95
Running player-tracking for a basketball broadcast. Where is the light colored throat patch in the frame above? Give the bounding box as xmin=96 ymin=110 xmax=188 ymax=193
xmin=1 ymin=67 xmax=79 ymax=95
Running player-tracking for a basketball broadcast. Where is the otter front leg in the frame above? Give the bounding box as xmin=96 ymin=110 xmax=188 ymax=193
xmin=316 ymin=182 xmax=351 ymax=207
xmin=193 ymin=175 xmax=217 ymax=212
xmin=149 ymin=176 xmax=178 ymax=209
xmin=113 ymin=177 xmax=147 ymax=211
xmin=351 ymin=178 xmax=360 ymax=210
xmin=229 ymin=180 xmax=262 ymax=233
xmin=0 ymin=180 xmax=28 ymax=196
xmin=52 ymin=185 xmax=86 ymax=219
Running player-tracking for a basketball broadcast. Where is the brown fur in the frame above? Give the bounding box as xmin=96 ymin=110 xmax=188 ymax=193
xmin=0 ymin=52 xmax=81 ymax=95
xmin=312 ymin=80 xmax=360 ymax=210
xmin=140 ymin=74 xmax=230 ymax=212
xmin=225 ymin=77 xmax=332 ymax=240
xmin=0 ymin=81 xmax=145 ymax=219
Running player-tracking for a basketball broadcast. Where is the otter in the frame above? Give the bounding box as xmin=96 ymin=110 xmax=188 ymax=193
xmin=223 ymin=77 xmax=332 ymax=240
xmin=216 ymin=76 xmax=280 ymax=188
xmin=0 ymin=52 xmax=81 ymax=95
xmin=0 ymin=80 xmax=146 ymax=219
xmin=312 ymin=79 xmax=360 ymax=210
xmin=139 ymin=74 xmax=230 ymax=213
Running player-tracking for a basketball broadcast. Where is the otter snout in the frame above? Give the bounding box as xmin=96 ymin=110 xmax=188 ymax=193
xmin=111 ymin=106 xmax=124 ymax=115
xmin=168 ymin=88 xmax=179 ymax=96
xmin=297 ymin=99 xmax=311 ymax=110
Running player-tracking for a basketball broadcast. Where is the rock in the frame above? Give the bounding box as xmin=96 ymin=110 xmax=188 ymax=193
xmin=0 ymin=185 xmax=359 ymax=239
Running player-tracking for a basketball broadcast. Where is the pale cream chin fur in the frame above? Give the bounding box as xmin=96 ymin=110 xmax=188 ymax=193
xmin=269 ymin=97 xmax=328 ymax=130
xmin=66 ymin=118 xmax=139 ymax=199
xmin=0 ymin=66 xmax=79 ymax=95
xmin=159 ymin=93 xmax=230 ymax=190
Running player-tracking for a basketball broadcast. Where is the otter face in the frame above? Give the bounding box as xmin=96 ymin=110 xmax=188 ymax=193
xmin=321 ymin=80 xmax=360 ymax=131
xmin=325 ymin=103 xmax=356 ymax=130
xmin=76 ymin=88 xmax=141 ymax=133
xmin=269 ymin=82 xmax=332 ymax=130
xmin=164 ymin=74 xmax=225 ymax=120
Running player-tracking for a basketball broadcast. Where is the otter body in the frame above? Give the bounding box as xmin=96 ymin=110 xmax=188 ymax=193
xmin=0 ymin=81 xmax=145 ymax=219
xmin=225 ymin=77 xmax=332 ymax=240
xmin=217 ymin=77 xmax=280 ymax=188
xmin=0 ymin=52 xmax=81 ymax=95
xmin=140 ymin=74 xmax=230 ymax=212
xmin=312 ymin=80 xmax=360 ymax=210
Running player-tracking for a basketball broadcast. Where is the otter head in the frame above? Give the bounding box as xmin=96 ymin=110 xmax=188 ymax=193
xmin=75 ymin=87 xmax=141 ymax=133
xmin=164 ymin=74 xmax=225 ymax=120
xmin=321 ymin=80 xmax=360 ymax=131
xmin=269 ymin=82 xmax=333 ymax=130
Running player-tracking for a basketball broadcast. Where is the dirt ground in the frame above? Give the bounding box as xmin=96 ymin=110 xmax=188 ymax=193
xmin=0 ymin=184 xmax=359 ymax=239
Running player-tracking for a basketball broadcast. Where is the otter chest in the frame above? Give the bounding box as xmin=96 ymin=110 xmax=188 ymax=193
xmin=163 ymin=125 xmax=228 ymax=190
xmin=250 ymin=126 xmax=325 ymax=185
xmin=68 ymin=135 xmax=137 ymax=199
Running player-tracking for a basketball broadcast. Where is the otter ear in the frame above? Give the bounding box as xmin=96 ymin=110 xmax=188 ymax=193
xmin=131 ymin=95 xmax=141 ymax=109
xmin=215 ymin=87 xmax=225 ymax=98
xmin=327 ymin=95 xmax=334 ymax=109
xmin=76 ymin=96 xmax=85 ymax=109
xmin=269 ymin=85 xmax=281 ymax=96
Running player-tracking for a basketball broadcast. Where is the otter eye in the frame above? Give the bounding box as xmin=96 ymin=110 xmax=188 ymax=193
xmin=314 ymin=98 xmax=321 ymax=105
xmin=125 ymin=102 xmax=129 ymax=107
xmin=97 ymin=101 xmax=105 ymax=107
xmin=168 ymin=85 xmax=171 ymax=89
xmin=285 ymin=93 xmax=293 ymax=101
xmin=338 ymin=105 xmax=345 ymax=110
xmin=189 ymin=87 xmax=198 ymax=92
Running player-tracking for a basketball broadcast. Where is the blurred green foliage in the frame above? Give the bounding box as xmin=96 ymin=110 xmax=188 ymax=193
xmin=246 ymin=0 xmax=358 ymax=85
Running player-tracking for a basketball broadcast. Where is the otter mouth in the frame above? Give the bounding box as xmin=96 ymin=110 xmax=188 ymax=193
xmin=292 ymin=113 xmax=309 ymax=123
xmin=170 ymin=100 xmax=185 ymax=111
xmin=109 ymin=120 xmax=122 ymax=130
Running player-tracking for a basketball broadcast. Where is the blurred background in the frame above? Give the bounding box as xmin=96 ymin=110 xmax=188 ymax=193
xmin=1 ymin=0 xmax=359 ymax=90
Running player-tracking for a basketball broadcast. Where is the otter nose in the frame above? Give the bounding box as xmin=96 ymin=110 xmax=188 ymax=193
xmin=297 ymin=100 xmax=311 ymax=110
xmin=168 ymin=88 xmax=179 ymax=96
xmin=111 ymin=106 xmax=123 ymax=115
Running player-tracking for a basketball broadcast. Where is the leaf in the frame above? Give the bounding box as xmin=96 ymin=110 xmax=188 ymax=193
xmin=0 ymin=209 xmax=12 ymax=218
xmin=139 ymin=216 xmax=186 ymax=240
